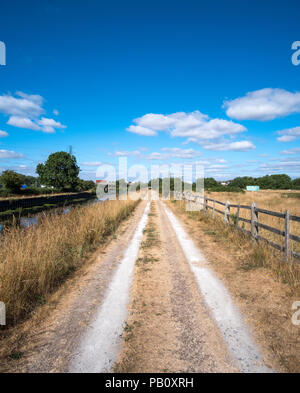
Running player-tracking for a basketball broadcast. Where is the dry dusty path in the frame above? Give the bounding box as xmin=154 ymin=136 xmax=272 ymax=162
xmin=4 ymin=194 xmax=273 ymax=373
xmin=116 ymin=198 xmax=272 ymax=373
xmin=4 ymin=199 xmax=149 ymax=372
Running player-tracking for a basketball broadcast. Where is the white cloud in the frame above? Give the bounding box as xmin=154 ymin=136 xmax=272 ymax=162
xmin=0 ymin=130 xmax=8 ymax=137
xmin=81 ymin=161 xmax=102 ymax=167
xmin=0 ymin=92 xmax=66 ymax=133
xmin=280 ymin=147 xmax=300 ymax=155
xmin=144 ymin=152 xmax=167 ymax=160
xmin=109 ymin=147 xmax=202 ymax=161
xmin=127 ymin=111 xmax=246 ymax=142
xmin=276 ymin=126 xmax=300 ymax=142
xmin=161 ymin=147 xmax=202 ymax=159
xmin=206 ymin=164 xmax=229 ymax=169
xmin=0 ymin=149 xmax=24 ymax=159
xmin=224 ymin=88 xmax=300 ymax=121
xmin=37 ymin=117 xmax=66 ymax=133
xmin=53 ymin=109 xmax=59 ymax=115
xmin=7 ymin=116 xmax=41 ymax=130
xmin=202 ymin=140 xmax=256 ymax=151
xmin=126 ymin=125 xmax=157 ymax=136
xmin=259 ymin=159 xmax=300 ymax=173
xmin=6 ymin=115 xmax=66 ymax=133
xmin=0 ymin=92 xmax=43 ymax=118
xmin=111 ymin=150 xmax=142 ymax=157
xmin=135 ymin=113 xmax=177 ymax=130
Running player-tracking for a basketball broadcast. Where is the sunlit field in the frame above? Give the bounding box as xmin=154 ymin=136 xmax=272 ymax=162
xmin=204 ymin=189 xmax=300 ymax=256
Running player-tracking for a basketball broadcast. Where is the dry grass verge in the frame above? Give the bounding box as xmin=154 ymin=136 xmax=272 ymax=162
xmin=206 ymin=189 xmax=300 ymax=254
xmin=168 ymin=199 xmax=300 ymax=372
xmin=0 ymin=199 xmax=139 ymax=326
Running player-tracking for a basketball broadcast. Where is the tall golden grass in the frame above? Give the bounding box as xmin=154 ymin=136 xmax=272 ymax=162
xmin=173 ymin=199 xmax=300 ymax=291
xmin=206 ymin=190 xmax=300 ymax=254
xmin=0 ymin=199 xmax=139 ymax=325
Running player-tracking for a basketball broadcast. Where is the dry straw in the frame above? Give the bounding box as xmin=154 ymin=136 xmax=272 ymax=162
xmin=0 ymin=199 xmax=139 ymax=325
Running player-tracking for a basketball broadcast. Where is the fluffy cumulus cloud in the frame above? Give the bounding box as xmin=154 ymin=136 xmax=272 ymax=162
xmin=0 ymin=91 xmax=66 ymax=133
xmin=127 ymin=111 xmax=253 ymax=151
xmin=224 ymin=88 xmax=300 ymax=121
xmin=7 ymin=116 xmax=41 ymax=130
xmin=276 ymin=126 xmax=300 ymax=142
xmin=0 ymin=130 xmax=8 ymax=137
xmin=37 ymin=117 xmax=66 ymax=133
xmin=0 ymin=149 xmax=24 ymax=159
xmin=127 ymin=111 xmax=246 ymax=141
xmin=0 ymin=92 xmax=43 ymax=118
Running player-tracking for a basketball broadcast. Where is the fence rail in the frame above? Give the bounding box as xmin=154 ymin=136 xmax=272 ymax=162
xmin=174 ymin=191 xmax=300 ymax=263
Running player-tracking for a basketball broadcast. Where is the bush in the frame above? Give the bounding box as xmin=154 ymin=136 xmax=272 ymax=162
xmin=0 ymin=189 xmax=12 ymax=197
xmin=0 ymin=170 xmax=25 ymax=193
xmin=207 ymin=185 xmax=244 ymax=193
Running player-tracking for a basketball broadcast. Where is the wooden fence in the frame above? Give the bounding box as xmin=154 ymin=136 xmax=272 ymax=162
xmin=175 ymin=191 xmax=300 ymax=263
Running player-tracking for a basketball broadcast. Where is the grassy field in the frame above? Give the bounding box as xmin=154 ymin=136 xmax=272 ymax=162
xmin=0 ymin=198 xmax=139 ymax=325
xmin=205 ymin=189 xmax=300 ymax=255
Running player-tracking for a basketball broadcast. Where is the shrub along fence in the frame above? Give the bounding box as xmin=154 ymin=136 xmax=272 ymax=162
xmin=175 ymin=191 xmax=300 ymax=263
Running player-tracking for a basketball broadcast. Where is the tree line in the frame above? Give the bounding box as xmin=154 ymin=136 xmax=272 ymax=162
xmin=0 ymin=151 xmax=95 ymax=196
xmin=204 ymin=174 xmax=300 ymax=191
xmin=1 ymin=150 xmax=299 ymax=197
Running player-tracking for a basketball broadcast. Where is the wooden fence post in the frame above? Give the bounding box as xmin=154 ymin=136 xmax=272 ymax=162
xmin=285 ymin=210 xmax=290 ymax=262
xmin=251 ymin=202 xmax=258 ymax=240
xmin=236 ymin=203 xmax=240 ymax=228
xmin=212 ymin=199 xmax=215 ymax=219
xmin=224 ymin=201 xmax=230 ymax=224
xmin=205 ymin=196 xmax=208 ymax=214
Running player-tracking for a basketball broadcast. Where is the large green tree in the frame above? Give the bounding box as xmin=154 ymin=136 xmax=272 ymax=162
xmin=0 ymin=170 xmax=25 ymax=193
xmin=36 ymin=151 xmax=80 ymax=191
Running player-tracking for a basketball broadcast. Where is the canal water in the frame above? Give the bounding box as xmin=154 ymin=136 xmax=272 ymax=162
xmin=0 ymin=198 xmax=109 ymax=233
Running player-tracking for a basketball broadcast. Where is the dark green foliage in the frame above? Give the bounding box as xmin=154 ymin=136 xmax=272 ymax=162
xmin=76 ymin=179 xmax=96 ymax=192
xmin=292 ymin=178 xmax=300 ymax=189
xmin=256 ymin=174 xmax=292 ymax=190
xmin=23 ymin=175 xmax=40 ymax=188
xmin=204 ymin=177 xmax=219 ymax=188
xmin=36 ymin=151 xmax=80 ymax=191
xmin=206 ymin=185 xmax=244 ymax=193
xmin=230 ymin=176 xmax=257 ymax=189
xmin=0 ymin=170 xmax=25 ymax=193
xmin=202 ymin=174 xmax=295 ymax=191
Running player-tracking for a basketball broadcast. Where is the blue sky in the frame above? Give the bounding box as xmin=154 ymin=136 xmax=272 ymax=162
xmin=0 ymin=0 xmax=300 ymax=181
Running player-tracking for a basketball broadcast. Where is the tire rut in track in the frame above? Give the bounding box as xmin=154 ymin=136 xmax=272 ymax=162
xmin=116 ymin=199 xmax=236 ymax=372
